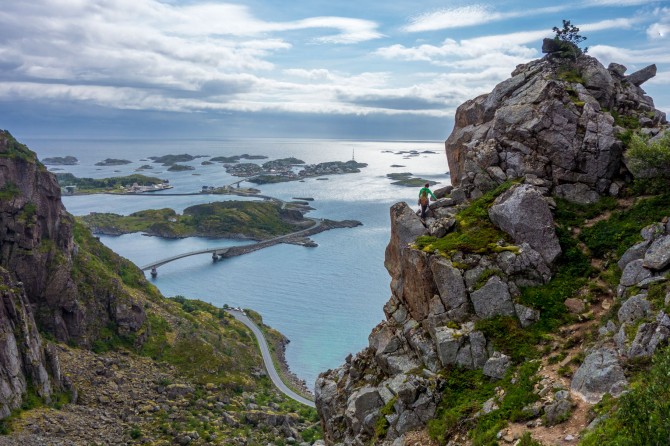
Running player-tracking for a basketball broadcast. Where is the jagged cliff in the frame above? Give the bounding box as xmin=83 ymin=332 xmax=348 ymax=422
xmin=0 ymin=130 xmax=148 ymax=420
xmin=316 ymin=43 xmax=668 ymax=445
xmin=0 ymin=131 xmax=147 ymax=346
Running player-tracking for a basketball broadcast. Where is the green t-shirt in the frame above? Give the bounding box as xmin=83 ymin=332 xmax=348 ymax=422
xmin=419 ymin=187 xmax=437 ymax=200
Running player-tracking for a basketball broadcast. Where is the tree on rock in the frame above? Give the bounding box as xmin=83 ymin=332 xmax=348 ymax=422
xmin=551 ymin=20 xmax=588 ymax=60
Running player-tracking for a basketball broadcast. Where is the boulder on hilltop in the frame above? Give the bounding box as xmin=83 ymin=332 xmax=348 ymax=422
xmin=445 ymin=50 xmax=666 ymax=205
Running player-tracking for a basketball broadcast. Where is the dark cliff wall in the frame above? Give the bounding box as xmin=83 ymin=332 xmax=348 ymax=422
xmin=0 ymin=130 xmax=148 ymax=417
xmin=0 ymin=130 xmax=146 ymax=346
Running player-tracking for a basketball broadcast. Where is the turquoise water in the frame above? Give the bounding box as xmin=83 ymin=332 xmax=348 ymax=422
xmin=25 ymin=137 xmax=449 ymax=387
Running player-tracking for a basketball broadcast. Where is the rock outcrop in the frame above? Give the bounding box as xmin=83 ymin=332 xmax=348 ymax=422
xmin=0 ymin=267 xmax=62 ymax=418
xmin=0 ymin=130 xmax=147 ymax=413
xmin=445 ymin=52 xmax=666 ymax=205
xmin=316 ymin=196 xmax=552 ymax=444
xmin=316 ymin=47 xmax=668 ymax=445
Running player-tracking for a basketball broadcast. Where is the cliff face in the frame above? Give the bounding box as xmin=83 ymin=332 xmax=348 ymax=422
xmin=0 ymin=267 xmax=61 ymax=418
xmin=0 ymin=130 xmax=146 ymax=345
xmin=446 ymin=51 xmax=665 ymax=205
xmin=0 ymin=130 xmax=147 ymax=415
xmin=316 ymin=49 xmax=668 ymax=445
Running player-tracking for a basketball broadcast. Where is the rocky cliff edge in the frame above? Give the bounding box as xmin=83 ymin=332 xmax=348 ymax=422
xmin=316 ymin=46 xmax=669 ymax=445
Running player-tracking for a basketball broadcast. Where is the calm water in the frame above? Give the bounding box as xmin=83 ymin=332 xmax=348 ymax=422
xmin=24 ymin=137 xmax=450 ymax=387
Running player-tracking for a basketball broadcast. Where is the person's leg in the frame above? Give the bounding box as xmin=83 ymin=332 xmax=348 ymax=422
xmin=421 ymin=204 xmax=427 ymax=219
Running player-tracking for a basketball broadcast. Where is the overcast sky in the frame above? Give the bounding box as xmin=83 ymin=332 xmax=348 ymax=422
xmin=1 ymin=0 xmax=669 ymax=141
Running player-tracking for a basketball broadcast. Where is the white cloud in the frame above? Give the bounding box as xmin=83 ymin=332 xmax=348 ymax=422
xmin=403 ymin=4 xmax=568 ymax=32
xmin=646 ymin=7 xmax=670 ymax=39
xmin=404 ymin=5 xmax=499 ymax=32
xmin=584 ymin=0 xmax=660 ymax=5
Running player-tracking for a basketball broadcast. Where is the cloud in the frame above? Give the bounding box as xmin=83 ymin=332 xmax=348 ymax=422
xmin=403 ymin=4 xmax=568 ymax=32
xmin=584 ymin=0 xmax=661 ymax=5
xmin=404 ymin=5 xmax=500 ymax=32
xmin=646 ymin=7 xmax=670 ymax=39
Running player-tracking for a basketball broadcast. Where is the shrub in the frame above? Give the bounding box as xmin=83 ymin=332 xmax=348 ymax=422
xmin=581 ymin=345 xmax=670 ymax=445
xmin=625 ymin=131 xmax=670 ymax=180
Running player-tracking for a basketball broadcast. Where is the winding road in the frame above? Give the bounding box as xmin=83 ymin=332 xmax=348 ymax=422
xmin=225 ymin=309 xmax=316 ymax=408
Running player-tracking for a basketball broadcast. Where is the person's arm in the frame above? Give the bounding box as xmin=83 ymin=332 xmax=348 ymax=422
xmin=429 ymin=190 xmax=437 ymax=200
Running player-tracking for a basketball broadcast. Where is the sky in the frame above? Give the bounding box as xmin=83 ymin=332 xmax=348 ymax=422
xmin=1 ymin=0 xmax=669 ymax=141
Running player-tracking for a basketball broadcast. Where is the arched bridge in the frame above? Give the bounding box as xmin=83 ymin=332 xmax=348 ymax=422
xmin=140 ymin=218 xmax=322 ymax=275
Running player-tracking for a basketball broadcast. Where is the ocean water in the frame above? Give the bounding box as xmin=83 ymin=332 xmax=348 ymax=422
xmin=24 ymin=137 xmax=450 ymax=387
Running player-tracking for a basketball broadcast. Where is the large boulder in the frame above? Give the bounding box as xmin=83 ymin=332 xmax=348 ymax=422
xmin=626 ymin=64 xmax=657 ymax=86
xmin=488 ymin=184 xmax=561 ymax=264
xmin=470 ymin=276 xmax=516 ymax=319
xmin=570 ymin=348 xmax=628 ymax=404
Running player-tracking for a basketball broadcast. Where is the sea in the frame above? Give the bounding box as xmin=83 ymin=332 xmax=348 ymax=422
xmin=22 ymin=137 xmax=450 ymax=388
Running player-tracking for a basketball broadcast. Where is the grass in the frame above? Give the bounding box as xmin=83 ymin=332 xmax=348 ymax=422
xmin=0 ymin=182 xmax=19 ymax=200
xmin=55 ymin=173 xmax=164 ymax=193
xmin=78 ymin=200 xmax=303 ymax=240
xmin=0 ymin=130 xmax=39 ymax=164
xmin=579 ymin=194 xmax=670 ymax=259
xmin=581 ymin=345 xmax=670 ymax=446
xmin=428 ymin=361 xmax=540 ymax=445
xmin=415 ymin=180 xmax=517 ymax=256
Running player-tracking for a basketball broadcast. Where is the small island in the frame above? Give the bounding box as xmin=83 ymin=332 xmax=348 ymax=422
xmin=167 ymin=164 xmax=195 ymax=172
xmin=210 ymin=154 xmax=269 ymax=163
xmin=56 ymin=173 xmax=172 ymax=194
xmin=42 ymin=156 xmax=78 ymax=165
xmin=149 ymin=154 xmax=206 ymax=166
xmin=95 ymin=158 xmax=132 ymax=166
xmin=255 ymin=160 xmax=368 ymax=184
xmin=386 ymin=172 xmax=438 ymax=187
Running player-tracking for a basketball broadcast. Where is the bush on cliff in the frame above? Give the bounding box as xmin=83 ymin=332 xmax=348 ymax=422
xmin=581 ymin=345 xmax=670 ymax=445
xmin=625 ymin=131 xmax=670 ymax=183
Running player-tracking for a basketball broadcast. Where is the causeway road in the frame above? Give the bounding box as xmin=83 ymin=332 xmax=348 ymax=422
xmin=225 ymin=309 xmax=316 ymax=408
xmin=139 ymin=218 xmax=322 ymax=271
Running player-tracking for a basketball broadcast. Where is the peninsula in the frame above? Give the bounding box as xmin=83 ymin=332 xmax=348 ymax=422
xmin=79 ymin=200 xmax=361 ymax=241
xmin=55 ymin=173 xmax=172 ymax=194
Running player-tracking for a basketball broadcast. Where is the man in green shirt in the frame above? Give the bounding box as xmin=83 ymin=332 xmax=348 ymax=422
xmin=418 ymin=183 xmax=437 ymax=220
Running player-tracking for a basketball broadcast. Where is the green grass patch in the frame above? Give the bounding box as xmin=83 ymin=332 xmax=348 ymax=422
xmin=581 ymin=345 xmax=670 ymax=446
xmin=580 ymin=194 xmax=670 ymax=259
xmin=0 ymin=182 xmax=20 ymax=200
xmin=55 ymin=173 xmax=164 ymax=193
xmin=78 ymin=200 xmax=303 ymax=240
xmin=415 ymin=181 xmax=516 ymax=256
xmin=0 ymin=130 xmax=39 ymax=164
xmin=475 ymin=317 xmax=542 ymax=362
xmin=428 ymin=361 xmax=540 ymax=445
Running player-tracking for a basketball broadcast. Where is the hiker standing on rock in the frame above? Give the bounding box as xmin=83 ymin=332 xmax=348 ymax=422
xmin=418 ymin=182 xmax=437 ymax=220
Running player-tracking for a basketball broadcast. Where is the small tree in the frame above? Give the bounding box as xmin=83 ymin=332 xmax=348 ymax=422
xmin=625 ymin=131 xmax=670 ymax=182
xmin=552 ymin=20 xmax=588 ymax=60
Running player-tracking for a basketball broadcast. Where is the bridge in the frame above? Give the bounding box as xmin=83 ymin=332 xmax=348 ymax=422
xmin=140 ymin=218 xmax=322 ymax=275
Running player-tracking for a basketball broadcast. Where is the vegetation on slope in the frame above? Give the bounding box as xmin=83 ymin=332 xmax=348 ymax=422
xmin=422 ymin=178 xmax=670 ymax=445
xmin=78 ymin=200 xmax=307 ymax=240
xmin=415 ymin=180 xmax=518 ymax=256
xmin=55 ymin=172 xmax=164 ymax=193
xmin=7 ymin=220 xmax=322 ymax=443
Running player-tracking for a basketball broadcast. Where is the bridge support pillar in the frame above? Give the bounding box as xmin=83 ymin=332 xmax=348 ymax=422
xmin=212 ymin=253 xmax=219 ymax=262
xmin=150 ymin=267 xmax=158 ymax=278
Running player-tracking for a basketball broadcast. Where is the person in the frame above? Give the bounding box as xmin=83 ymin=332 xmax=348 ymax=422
xmin=418 ymin=183 xmax=437 ymax=220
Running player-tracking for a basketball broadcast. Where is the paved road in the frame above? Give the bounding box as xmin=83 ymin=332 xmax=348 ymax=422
xmin=225 ymin=309 xmax=315 ymax=408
